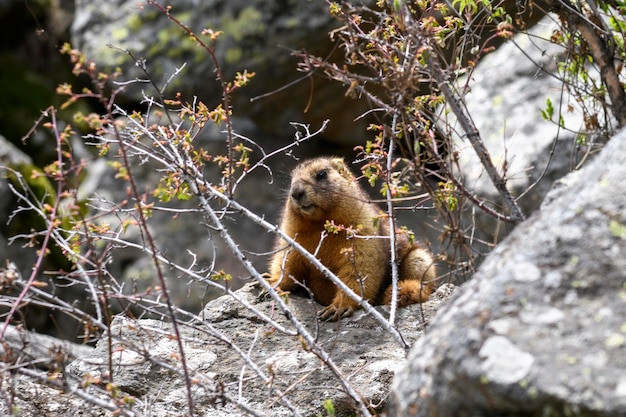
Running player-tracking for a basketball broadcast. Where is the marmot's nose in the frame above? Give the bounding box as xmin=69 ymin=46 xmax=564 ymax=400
xmin=291 ymin=186 xmax=306 ymax=203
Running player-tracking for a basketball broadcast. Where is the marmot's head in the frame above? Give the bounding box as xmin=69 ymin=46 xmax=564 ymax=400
xmin=288 ymin=157 xmax=355 ymax=221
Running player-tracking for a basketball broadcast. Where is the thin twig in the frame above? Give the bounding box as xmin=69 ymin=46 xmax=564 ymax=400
xmin=386 ymin=117 xmax=400 ymax=326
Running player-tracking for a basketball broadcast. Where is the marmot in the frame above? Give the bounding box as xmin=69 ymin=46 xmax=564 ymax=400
xmin=267 ymin=157 xmax=436 ymax=321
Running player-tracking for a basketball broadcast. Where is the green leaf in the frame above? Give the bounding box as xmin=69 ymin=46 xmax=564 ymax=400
xmin=322 ymin=399 xmax=335 ymax=417
xmin=541 ymin=98 xmax=554 ymax=121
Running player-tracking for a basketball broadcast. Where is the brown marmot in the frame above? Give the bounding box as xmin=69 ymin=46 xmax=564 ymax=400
xmin=267 ymin=157 xmax=436 ymax=321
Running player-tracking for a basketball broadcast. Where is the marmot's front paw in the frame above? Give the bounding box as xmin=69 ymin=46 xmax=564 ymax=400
xmin=259 ymin=272 xmax=287 ymax=300
xmin=318 ymin=303 xmax=355 ymax=321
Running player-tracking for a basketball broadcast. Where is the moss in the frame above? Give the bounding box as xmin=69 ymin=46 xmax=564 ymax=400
xmin=222 ymin=6 xmax=266 ymax=42
xmin=112 ymin=26 xmax=129 ymax=42
xmin=609 ymin=219 xmax=626 ymax=239
xmin=149 ymin=26 xmax=189 ymax=59
xmin=605 ymin=333 xmax=625 ymax=349
xmin=284 ymin=17 xmax=300 ymax=29
xmin=127 ymin=13 xmax=143 ymax=33
xmin=173 ymin=35 xmax=198 ymax=58
xmin=4 ymin=163 xmax=88 ymax=270
xmin=176 ymin=11 xmax=193 ymax=26
xmin=6 ymin=163 xmax=57 ymax=206
xmin=225 ymin=47 xmax=243 ymax=65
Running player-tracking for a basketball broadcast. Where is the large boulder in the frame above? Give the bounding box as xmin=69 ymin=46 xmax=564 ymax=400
xmin=388 ymin=127 xmax=626 ymax=416
xmin=453 ymin=15 xmax=590 ymax=244
xmin=0 ymin=320 xmax=93 ymax=367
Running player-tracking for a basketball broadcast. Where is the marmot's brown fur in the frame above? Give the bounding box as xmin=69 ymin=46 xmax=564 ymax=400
xmin=267 ymin=157 xmax=436 ymax=321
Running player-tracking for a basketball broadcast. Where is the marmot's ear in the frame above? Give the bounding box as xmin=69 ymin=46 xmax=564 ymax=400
xmin=330 ymin=157 xmax=345 ymax=170
xmin=330 ymin=157 xmax=353 ymax=180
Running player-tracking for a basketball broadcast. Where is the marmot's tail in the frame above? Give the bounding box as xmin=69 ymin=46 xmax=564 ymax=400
xmin=382 ymin=280 xmax=433 ymax=307
xmin=381 ymin=243 xmax=436 ymax=307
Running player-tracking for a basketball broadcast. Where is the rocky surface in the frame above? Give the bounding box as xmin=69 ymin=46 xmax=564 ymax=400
xmin=1 ymin=321 xmax=94 ymax=368
xmin=1 ymin=282 xmax=456 ymax=417
xmin=388 ymin=127 xmax=626 ymax=416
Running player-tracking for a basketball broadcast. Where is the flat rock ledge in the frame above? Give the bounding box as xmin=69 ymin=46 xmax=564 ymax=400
xmin=2 ymin=282 xmax=455 ymax=417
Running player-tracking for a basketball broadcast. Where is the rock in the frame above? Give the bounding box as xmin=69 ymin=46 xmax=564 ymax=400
xmin=70 ymin=0 xmax=372 ymax=145
xmin=453 ymin=15 xmax=591 ymax=243
xmin=0 ymin=321 xmax=94 ymax=368
xmin=0 ymin=377 xmax=107 ymax=417
xmin=42 ymin=282 xmax=454 ymax=417
xmin=0 ymin=304 xmax=96 ymax=417
xmin=387 ymin=127 xmax=626 ymax=416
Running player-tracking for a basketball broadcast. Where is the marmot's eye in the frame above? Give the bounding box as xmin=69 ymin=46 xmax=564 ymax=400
xmin=315 ymin=170 xmax=328 ymax=181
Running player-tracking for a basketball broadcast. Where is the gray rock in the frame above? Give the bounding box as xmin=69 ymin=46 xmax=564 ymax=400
xmin=457 ymin=15 xmax=583 ymax=191
xmin=387 ymin=127 xmax=626 ymax=416
xmin=453 ymin=15 xmax=592 ymax=243
xmin=70 ymin=0 xmax=371 ymax=145
xmin=57 ymin=282 xmax=455 ymax=416
xmin=1 ymin=321 xmax=94 ymax=367
xmin=0 ymin=134 xmax=32 ymax=166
